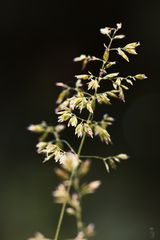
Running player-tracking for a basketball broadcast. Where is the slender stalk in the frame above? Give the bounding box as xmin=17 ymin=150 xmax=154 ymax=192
xmin=61 ymin=139 xmax=76 ymax=153
xmin=77 ymin=133 xmax=87 ymax=156
xmin=54 ymin=170 xmax=75 ymax=240
xmin=108 ymin=28 xmax=118 ymax=49
xmin=71 ymin=112 xmax=93 ymax=236
xmin=54 ymin=113 xmax=92 ymax=240
xmin=80 ymin=155 xmax=104 ymax=160
xmin=70 ymin=35 xmax=116 ymax=237
xmin=54 ymin=27 xmax=116 ymax=240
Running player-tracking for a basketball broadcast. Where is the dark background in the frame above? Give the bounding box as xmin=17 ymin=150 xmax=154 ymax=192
xmin=0 ymin=0 xmax=160 ymax=239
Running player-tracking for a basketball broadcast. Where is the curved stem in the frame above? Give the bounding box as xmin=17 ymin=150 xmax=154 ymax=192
xmin=61 ymin=139 xmax=76 ymax=153
xmin=80 ymin=155 xmax=104 ymax=160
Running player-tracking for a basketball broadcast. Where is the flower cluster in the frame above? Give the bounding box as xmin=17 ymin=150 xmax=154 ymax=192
xmin=28 ymin=22 xmax=147 ymax=240
xmin=28 ymin=122 xmax=65 ymax=141
xmin=36 ymin=142 xmax=64 ymax=163
xmin=103 ymin=153 xmax=129 ymax=172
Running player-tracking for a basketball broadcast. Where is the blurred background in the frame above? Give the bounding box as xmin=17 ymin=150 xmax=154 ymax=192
xmin=0 ymin=0 xmax=160 ymax=239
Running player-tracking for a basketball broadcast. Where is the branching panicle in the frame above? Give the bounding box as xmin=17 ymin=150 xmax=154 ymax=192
xmin=28 ymin=23 xmax=147 ymax=240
